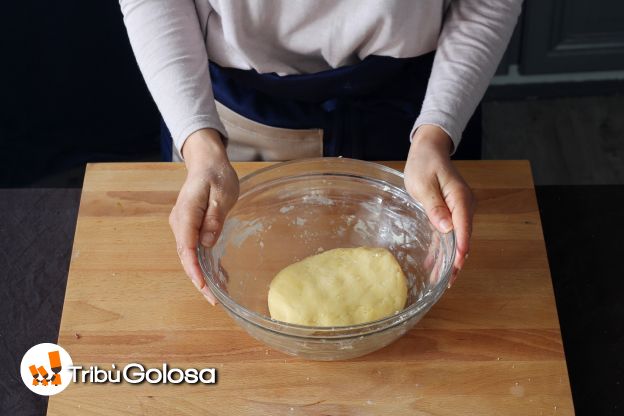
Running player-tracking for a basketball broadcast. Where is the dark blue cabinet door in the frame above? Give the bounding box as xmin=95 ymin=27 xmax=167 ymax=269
xmin=521 ymin=0 xmax=624 ymax=74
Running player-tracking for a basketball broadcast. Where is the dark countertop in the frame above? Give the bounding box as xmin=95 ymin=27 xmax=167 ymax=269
xmin=1 ymin=189 xmax=81 ymax=415
xmin=1 ymin=186 xmax=622 ymax=415
xmin=536 ymin=186 xmax=624 ymax=416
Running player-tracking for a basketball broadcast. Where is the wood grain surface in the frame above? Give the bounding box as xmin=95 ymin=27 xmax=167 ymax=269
xmin=47 ymin=161 xmax=574 ymax=415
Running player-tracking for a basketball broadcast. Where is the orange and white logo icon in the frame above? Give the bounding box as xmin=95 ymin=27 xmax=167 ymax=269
xmin=20 ymin=343 xmax=73 ymax=396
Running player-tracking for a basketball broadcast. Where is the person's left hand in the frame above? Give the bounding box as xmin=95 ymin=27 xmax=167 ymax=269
xmin=404 ymin=124 xmax=476 ymax=286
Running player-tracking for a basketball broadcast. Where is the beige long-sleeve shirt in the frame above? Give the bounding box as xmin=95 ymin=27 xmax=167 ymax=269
xmin=119 ymin=0 xmax=522 ymax=154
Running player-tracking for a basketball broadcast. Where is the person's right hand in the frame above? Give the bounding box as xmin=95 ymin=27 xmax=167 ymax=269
xmin=169 ymin=128 xmax=239 ymax=305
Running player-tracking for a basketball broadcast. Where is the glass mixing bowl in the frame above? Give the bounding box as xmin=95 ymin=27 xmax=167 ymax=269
xmin=198 ymin=158 xmax=455 ymax=360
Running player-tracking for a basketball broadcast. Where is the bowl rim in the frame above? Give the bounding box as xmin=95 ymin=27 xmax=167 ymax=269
xmin=238 ymin=156 xmax=407 ymax=183
xmin=198 ymin=157 xmax=456 ymax=337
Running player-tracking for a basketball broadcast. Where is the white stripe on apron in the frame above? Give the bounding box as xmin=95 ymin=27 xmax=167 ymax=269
xmin=173 ymin=103 xmax=324 ymax=162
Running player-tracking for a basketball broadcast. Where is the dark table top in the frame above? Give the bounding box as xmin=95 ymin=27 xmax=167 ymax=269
xmin=1 ymin=186 xmax=623 ymax=415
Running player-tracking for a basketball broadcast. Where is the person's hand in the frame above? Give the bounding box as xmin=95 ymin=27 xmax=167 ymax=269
xmin=404 ymin=124 xmax=475 ymax=286
xmin=169 ymin=128 xmax=239 ymax=304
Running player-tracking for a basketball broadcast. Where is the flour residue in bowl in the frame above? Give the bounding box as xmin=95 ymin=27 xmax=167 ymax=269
xmin=302 ymin=191 xmax=335 ymax=206
xmin=293 ymin=217 xmax=307 ymax=226
xmin=226 ymin=219 xmax=266 ymax=248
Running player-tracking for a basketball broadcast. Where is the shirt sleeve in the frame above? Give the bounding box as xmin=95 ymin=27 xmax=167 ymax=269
xmin=412 ymin=0 xmax=523 ymax=153
xmin=119 ymin=0 xmax=226 ymax=157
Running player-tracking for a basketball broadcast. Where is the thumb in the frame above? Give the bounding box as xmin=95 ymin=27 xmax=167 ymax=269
xmin=411 ymin=181 xmax=453 ymax=234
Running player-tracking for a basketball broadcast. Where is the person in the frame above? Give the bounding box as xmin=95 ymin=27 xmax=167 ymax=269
xmin=119 ymin=0 xmax=522 ymax=304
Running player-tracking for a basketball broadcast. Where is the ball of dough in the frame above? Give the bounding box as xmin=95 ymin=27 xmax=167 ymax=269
xmin=267 ymin=247 xmax=408 ymax=326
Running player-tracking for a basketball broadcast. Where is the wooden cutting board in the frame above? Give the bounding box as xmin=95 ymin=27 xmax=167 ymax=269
xmin=47 ymin=161 xmax=574 ymax=415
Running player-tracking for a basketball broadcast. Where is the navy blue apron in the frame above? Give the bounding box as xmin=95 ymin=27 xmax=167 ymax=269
xmin=160 ymin=52 xmax=481 ymax=161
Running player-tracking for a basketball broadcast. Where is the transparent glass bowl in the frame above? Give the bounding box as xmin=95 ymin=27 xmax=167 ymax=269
xmin=198 ymin=158 xmax=455 ymax=360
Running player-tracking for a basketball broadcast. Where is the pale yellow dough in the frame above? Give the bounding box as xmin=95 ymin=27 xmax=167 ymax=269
xmin=268 ymin=247 xmax=408 ymax=326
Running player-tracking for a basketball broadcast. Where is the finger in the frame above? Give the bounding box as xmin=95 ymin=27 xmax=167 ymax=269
xmin=449 ymin=187 xmax=474 ymax=273
xmin=177 ymin=243 xmax=216 ymax=305
xmin=199 ymin=189 xmax=224 ymax=248
xmin=412 ymin=181 xmax=453 ymax=235
xmin=449 ymin=266 xmax=459 ymax=288
xmin=170 ymin=203 xmax=217 ymax=305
